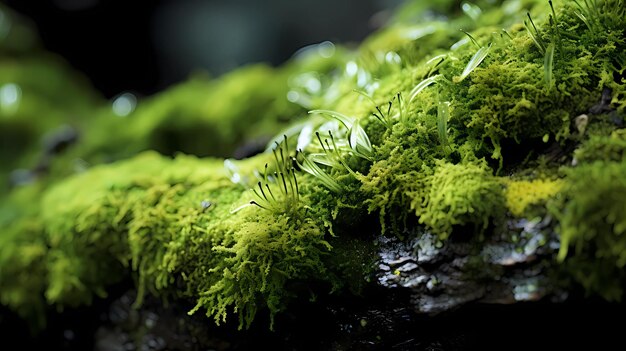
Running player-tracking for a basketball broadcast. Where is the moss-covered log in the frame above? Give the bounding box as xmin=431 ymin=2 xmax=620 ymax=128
xmin=1 ymin=0 xmax=625 ymax=337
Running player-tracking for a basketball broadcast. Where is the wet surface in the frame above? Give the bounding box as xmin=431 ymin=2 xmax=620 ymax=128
xmin=377 ymin=217 xmax=564 ymax=314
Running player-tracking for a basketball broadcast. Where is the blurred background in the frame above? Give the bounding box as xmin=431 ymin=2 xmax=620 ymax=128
xmin=1 ymin=0 xmax=401 ymax=98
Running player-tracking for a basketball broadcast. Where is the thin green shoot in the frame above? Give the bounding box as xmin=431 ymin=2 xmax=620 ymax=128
xmin=425 ymin=55 xmax=446 ymax=77
xmin=396 ymin=93 xmax=407 ymax=125
xmin=409 ymin=75 xmax=440 ymax=103
xmin=461 ymin=30 xmax=480 ymax=48
xmin=326 ymin=131 xmax=358 ymax=176
xmin=232 ymin=136 xmax=300 ymax=214
xmin=354 ymin=89 xmax=394 ymax=129
xmin=572 ymin=0 xmax=594 ymax=31
xmin=549 ymin=1 xmax=559 ymax=27
xmin=295 ymin=149 xmax=342 ymax=193
xmin=309 ymin=107 xmax=374 ymax=160
xmin=527 ymin=12 xmax=541 ymax=37
xmin=353 ymin=89 xmax=378 ymax=108
xmin=437 ymin=99 xmax=451 ymax=153
xmin=524 ymin=13 xmax=545 ymax=54
xmin=309 ymin=109 xmax=355 ymax=130
xmin=544 ymin=42 xmax=556 ymax=91
xmin=426 ymin=54 xmax=448 ymax=66
xmin=453 ymin=43 xmax=492 ymax=83
xmin=348 ymin=121 xmax=374 ymax=161
xmin=501 ymin=29 xmax=513 ymax=40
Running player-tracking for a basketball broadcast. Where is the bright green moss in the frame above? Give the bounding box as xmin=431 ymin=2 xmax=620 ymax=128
xmin=418 ymin=160 xmax=504 ymax=239
xmin=189 ymin=209 xmax=331 ymax=329
xmin=1 ymin=0 xmax=626 ymax=330
xmin=2 ymin=150 xmax=338 ymax=329
xmin=503 ymin=178 xmax=563 ymax=217
xmin=0 ymin=220 xmax=47 ymax=327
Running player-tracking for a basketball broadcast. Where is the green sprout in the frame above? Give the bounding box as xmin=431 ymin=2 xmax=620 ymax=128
xmin=544 ymin=42 xmax=556 ymax=90
xmin=295 ymin=149 xmax=342 ymax=193
xmin=309 ymin=109 xmax=373 ymax=160
xmin=437 ymin=99 xmax=451 ymax=153
xmin=232 ymin=136 xmax=300 ymax=214
xmin=453 ymin=43 xmax=493 ymax=83
xmin=409 ymin=75 xmax=440 ymax=103
xmin=525 ymin=12 xmax=546 ymax=54
xmin=461 ymin=30 xmax=481 ymax=49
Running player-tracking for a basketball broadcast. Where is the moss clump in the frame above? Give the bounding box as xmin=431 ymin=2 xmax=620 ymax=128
xmin=2 ymin=151 xmax=338 ymax=329
xmin=419 ymin=160 xmax=504 ymax=239
xmin=551 ymin=160 xmax=626 ymax=300
xmin=504 ymin=178 xmax=563 ymax=217
xmin=573 ymin=128 xmax=626 ymax=164
xmin=189 ymin=210 xmax=331 ymax=329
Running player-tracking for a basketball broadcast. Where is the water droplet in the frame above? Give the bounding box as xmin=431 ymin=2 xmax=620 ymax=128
xmin=287 ymin=90 xmax=300 ymax=103
xmin=304 ymin=77 xmax=321 ymax=94
xmin=112 ymin=92 xmax=137 ymax=117
xmin=317 ymin=41 xmax=335 ymax=58
xmin=385 ymin=51 xmax=402 ymax=65
xmin=345 ymin=61 xmax=358 ymax=77
xmin=0 ymin=83 xmax=22 ymax=112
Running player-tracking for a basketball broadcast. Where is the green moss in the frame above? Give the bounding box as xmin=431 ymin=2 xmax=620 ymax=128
xmin=503 ymin=178 xmax=563 ymax=217
xmin=419 ymin=160 xmax=504 ymax=239
xmin=551 ymin=160 xmax=626 ymax=299
xmin=574 ymin=128 xmax=626 ymax=163
xmin=0 ymin=220 xmax=47 ymax=327
xmin=189 ymin=210 xmax=331 ymax=329
xmin=2 ymin=0 xmax=626 ymax=330
xmin=2 ymin=150 xmax=339 ymax=329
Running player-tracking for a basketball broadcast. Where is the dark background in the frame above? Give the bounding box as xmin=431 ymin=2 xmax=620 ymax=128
xmin=1 ymin=0 xmax=400 ymax=98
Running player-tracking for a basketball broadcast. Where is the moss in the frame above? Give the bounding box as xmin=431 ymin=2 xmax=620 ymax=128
xmin=551 ymin=160 xmax=626 ymax=299
xmin=2 ymin=150 xmax=339 ymax=329
xmin=0 ymin=220 xmax=47 ymax=327
xmin=503 ymin=178 xmax=563 ymax=217
xmin=189 ymin=210 xmax=331 ymax=329
xmin=418 ymin=160 xmax=504 ymax=239
xmin=574 ymin=128 xmax=626 ymax=163
xmin=2 ymin=0 xmax=626 ymax=330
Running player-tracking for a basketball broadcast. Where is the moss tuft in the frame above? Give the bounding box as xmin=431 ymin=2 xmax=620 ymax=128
xmin=418 ymin=160 xmax=504 ymax=239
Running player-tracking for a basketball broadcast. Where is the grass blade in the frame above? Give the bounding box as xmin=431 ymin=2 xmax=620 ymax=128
xmin=544 ymin=42 xmax=555 ymax=90
xmin=453 ymin=43 xmax=492 ymax=83
xmin=348 ymin=122 xmax=373 ymax=160
xmin=409 ymin=75 xmax=440 ymax=103
xmin=309 ymin=109 xmax=355 ymax=129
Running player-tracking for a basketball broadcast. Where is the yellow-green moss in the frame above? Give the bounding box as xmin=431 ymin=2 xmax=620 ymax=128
xmin=504 ymin=178 xmax=563 ymax=217
xmin=418 ymin=160 xmax=504 ymax=239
